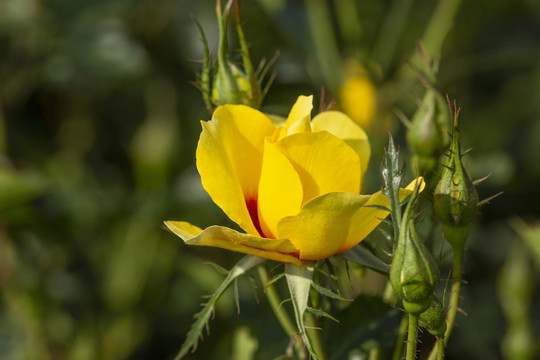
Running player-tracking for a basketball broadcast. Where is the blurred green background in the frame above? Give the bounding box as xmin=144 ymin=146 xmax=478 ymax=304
xmin=1 ymin=0 xmax=539 ymax=359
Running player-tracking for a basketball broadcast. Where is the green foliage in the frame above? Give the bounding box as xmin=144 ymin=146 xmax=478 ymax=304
xmin=338 ymin=244 xmax=390 ymax=274
xmin=174 ymin=255 xmax=265 ymax=360
xmin=324 ymin=294 xmax=401 ymax=360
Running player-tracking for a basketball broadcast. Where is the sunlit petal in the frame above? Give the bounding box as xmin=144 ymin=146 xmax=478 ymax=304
xmin=312 ymin=110 xmax=371 ymax=177
xmin=197 ymin=105 xmax=275 ymax=235
xmin=285 ymin=95 xmax=313 ymax=135
xmin=276 ymin=178 xmax=424 ymax=260
xmin=339 ymin=178 xmax=426 ymax=252
xmin=275 ymin=131 xmax=361 ymax=202
xmin=277 ymin=192 xmax=371 ymax=260
xmin=164 ymin=221 xmax=301 ymax=265
xmin=258 ymin=139 xmax=304 ymax=238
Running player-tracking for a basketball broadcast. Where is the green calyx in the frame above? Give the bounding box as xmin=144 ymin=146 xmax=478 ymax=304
xmin=403 ymin=47 xmax=449 ymax=176
xmin=407 ymin=90 xmax=448 ymax=175
xmin=196 ymin=0 xmax=278 ymax=111
xmin=433 ymin=104 xmax=478 ymax=247
xmin=390 ymin=185 xmax=440 ymax=316
xmin=419 ymin=296 xmax=447 ymax=337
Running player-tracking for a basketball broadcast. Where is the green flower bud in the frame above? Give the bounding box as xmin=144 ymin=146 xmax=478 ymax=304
xmin=433 ymin=107 xmax=478 ymax=248
xmin=211 ymin=63 xmax=252 ymax=106
xmin=390 ymin=188 xmax=440 ymax=315
xmin=195 ymin=0 xmax=277 ymax=111
xmin=406 ymin=85 xmax=449 ymax=175
xmin=419 ymin=297 xmax=447 ymax=337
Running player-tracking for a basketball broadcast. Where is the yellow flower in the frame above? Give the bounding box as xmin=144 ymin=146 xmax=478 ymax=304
xmin=165 ymin=95 xmax=421 ymax=265
xmin=339 ymin=59 xmax=377 ymax=129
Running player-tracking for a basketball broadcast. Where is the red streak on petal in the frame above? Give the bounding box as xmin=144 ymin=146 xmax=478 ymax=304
xmin=246 ymin=198 xmax=264 ymax=237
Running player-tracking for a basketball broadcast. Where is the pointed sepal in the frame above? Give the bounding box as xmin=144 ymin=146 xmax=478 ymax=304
xmin=285 ymin=262 xmax=318 ymax=359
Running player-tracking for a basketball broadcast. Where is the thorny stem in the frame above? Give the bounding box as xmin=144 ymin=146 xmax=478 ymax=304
xmin=406 ymin=314 xmax=419 ymax=360
xmin=437 ymin=337 xmax=445 ymax=360
xmin=256 ymin=265 xmax=304 ymax=358
xmin=427 ymin=244 xmax=464 ymax=360
xmin=444 ymin=244 xmax=464 ymax=342
xmin=444 ymin=247 xmax=463 ymax=340
xmin=392 ymin=314 xmax=409 ymax=360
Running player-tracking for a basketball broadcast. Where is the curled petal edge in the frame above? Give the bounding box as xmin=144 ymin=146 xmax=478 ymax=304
xmin=164 ymin=221 xmax=301 ymax=265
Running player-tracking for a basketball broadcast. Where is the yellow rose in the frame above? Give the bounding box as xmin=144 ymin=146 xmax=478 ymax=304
xmin=165 ymin=95 xmax=420 ymax=265
xmin=339 ymin=59 xmax=377 ymax=129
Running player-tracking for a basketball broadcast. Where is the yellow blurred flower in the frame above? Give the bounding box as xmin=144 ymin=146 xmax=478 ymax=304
xmin=339 ymin=60 xmax=377 ymax=129
xmin=165 ymin=96 xmax=419 ymax=265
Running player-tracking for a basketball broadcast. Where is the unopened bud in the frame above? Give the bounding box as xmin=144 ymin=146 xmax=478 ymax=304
xmin=390 ymin=188 xmax=440 ymax=315
xmin=433 ymin=104 xmax=478 ymax=248
xmin=407 ymin=90 xmax=448 ymax=175
xmin=211 ymin=63 xmax=252 ymax=106
xmin=195 ymin=0 xmax=276 ymax=110
xmin=419 ymin=296 xmax=447 ymax=337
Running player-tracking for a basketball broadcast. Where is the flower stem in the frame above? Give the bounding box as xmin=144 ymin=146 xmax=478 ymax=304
xmin=406 ymin=314 xmax=418 ymax=360
xmin=305 ymin=310 xmax=327 ymax=360
xmin=427 ymin=244 xmax=464 ymax=360
xmin=444 ymin=244 xmax=464 ymax=343
xmin=437 ymin=337 xmax=445 ymax=360
xmin=256 ymin=265 xmax=303 ymax=357
xmin=392 ymin=314 xmax=409 ymax=360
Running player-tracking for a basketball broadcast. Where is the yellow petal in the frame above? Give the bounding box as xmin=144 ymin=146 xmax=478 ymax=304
xmin=285 ymin=95 xmax=313 ymax=135
xmin=197 ymin=105 xmax=275 ymax=236
xmin=312 ymin=110 xmax=371 ymax=178
xmin=275 ymin=131 xmax=362 ymax=202
xmin=164 ymin=221 xmax=203 ymax=238
xmin=275 ymin=177 xmax=424 ymax=260
xmin=277 ymin=192 xmax=372 ymax=260
xmin=339 ymin=177 xmax=425 ymax=252
xmin=164 ymin=221 xmax=301 ymax=265
xmin=257 ymin=139 xmax=304 ymax=239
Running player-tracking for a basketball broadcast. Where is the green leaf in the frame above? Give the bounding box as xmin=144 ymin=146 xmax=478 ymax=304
xmin=264 ymin=272 xmax=286 ymax=290
xmin=306 ymin=306 xmax=339 ymax=323
xmin=285 ymin=262 xmax=317 ymax=359
xmin=311 ymin=282 xmax=352 ymax=302
xmin=203 ymin=261 xmax=229 ymax=275
xmin=174 ymin=255 xmax=266 ymax=360
xmin=363 ymin=204 xmax=391 ymax=212
xmin=339 ymin=244 xmax=390 ymax=274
